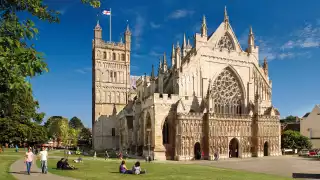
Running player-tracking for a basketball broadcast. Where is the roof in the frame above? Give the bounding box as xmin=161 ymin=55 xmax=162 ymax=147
xmin=303 ymin=112 xmax=310 ymax=118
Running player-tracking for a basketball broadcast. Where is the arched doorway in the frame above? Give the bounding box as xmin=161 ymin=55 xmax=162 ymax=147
xmin=264 ymin=142 xmax=269 ymax=156
xmin=194 ymin=142 xmax=201 ymax=160
xmin=145 ymin=113 xmax=152 ymax=148
xmin=229 ymin=138 xmax=239 ymax=158
xmin=162 ymin=119 xmax=169 ymax=144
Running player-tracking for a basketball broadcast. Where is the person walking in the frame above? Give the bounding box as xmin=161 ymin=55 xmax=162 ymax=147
xmin=24 ymin=147 xmax=34 ymax=175
xmin=39 ymin=146 xmax=48 ymax=174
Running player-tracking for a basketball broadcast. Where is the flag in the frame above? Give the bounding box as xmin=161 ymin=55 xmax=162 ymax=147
xmin=102 ymin=10 xmax=111 ymax=15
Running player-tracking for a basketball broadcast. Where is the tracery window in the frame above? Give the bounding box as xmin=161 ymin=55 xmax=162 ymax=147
xmin=216 ymin=33 xmax=235 ymax=51
xmin=210 ymin=68 xmax=243 ymax=115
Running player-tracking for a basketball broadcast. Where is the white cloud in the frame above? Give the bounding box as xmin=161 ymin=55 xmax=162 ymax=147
xmin=75 ymin=67 xmax=91 ymax=74
xmin=149 ymin=50 xmax=162 ymax=57
xmin=132 ymin=14 xmax=146 ymax=50
xmin=169 ymin=9 xmax=194 ymax=19
xmin=278 ymin=52 xmax=295 ymax=60
xmin=281 ymin=22 xmax=320 ymax=49
xmin=150 ymin=22 xmax=161 ymax=29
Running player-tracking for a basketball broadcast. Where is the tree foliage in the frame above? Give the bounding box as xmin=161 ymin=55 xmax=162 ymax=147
xmin=79 ymin=128 xmax=92 ymax=141
xmin=69 ymin=116 xmax=84 ymax=129
xmin=46 ymin=116 xmax=69 ymax=144
xmin=281 ymin=130 xmax=312 ymax=150
xmin=280 ymin=115 xmax=297 ymax=124
xmin=68 ymin=128 xmax=80 ymax=146
xmin=0 ymin=0 xmax=100 ymax=144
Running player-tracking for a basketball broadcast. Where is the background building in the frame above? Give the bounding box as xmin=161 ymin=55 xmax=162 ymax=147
xmin=300 ymin=105 xmax=320 ymax=148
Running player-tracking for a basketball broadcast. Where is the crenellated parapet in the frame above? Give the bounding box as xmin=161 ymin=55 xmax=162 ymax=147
xmin=153 ymin=93 xmax=180 ymax=104
xmin=177 ymin=112 xmax=204 ymax=120
xmin=208 ymin=113 xmax=251 ymax=121
xmin=94 ymin=40 xmax=127 ymax=51
xmin=257 ymin=115 xmax=279 ymax=122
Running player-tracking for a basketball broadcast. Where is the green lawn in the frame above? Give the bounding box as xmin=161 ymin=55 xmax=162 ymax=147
xmin=0 ymin=149 xmax=23 ymax=180
xmin=41 ymin=159 xmax=291 ymax=180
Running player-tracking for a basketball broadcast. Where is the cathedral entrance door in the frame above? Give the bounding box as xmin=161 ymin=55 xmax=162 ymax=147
xmin=264 ymin=142 xmax=269 ymax=156
xmin=194 ymin=142 xmax=201 ymax=160
xmin=229 ymin=138 xmax=239 ymax=158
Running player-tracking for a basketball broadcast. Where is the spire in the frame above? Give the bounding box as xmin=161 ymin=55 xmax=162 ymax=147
xmin=171 ymin=44 xmax=175 ymax=67
xmin=183 ymin=33 xmax=187 ymax=48
xmin=163 ymin=52 xmax=167 ymax=65
xmin=126 ymin=24 xmax=130 ymax=32
xmin=176 ymin=41 xmax=180 ymax=49
xmin=125 ymin=24 xmax=131 ymax=36
xmin=151 ymin=64 xmax=155 ymax=80
xmin=95 ymin=20 xmax=101 ymax=29
xmin=201 ymin=15 xmax=207 ymax=37
xmin=249 ymin=26 xmax=253 ymax=35
xmin=247 ymin=26 xmax=255 ymax=53
xmin=224 ymin=6 xmax=229 ymax=22
xmin=120 ymin=37 xmax=123 ymax=43
xmin=171 ymin=44 xmax=175 ymax=57
xmin=158 ymin=57 xmax=162 ymax=73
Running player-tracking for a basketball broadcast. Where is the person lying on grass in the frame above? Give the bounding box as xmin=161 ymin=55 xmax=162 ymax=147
xmin=119 ymin=160 xmax=133 ymax=174
xmin=132 ymin=161 xmax=146 ymax=175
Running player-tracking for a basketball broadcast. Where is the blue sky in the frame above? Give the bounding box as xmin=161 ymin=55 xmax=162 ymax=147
xmin=30 ymin=0 xmax=320 ymax=127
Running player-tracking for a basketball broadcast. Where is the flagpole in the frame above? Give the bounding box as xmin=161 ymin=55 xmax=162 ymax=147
xmin=109 ymin=8 xmax=112 ymax=42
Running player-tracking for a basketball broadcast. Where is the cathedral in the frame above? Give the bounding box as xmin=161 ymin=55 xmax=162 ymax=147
xmin=93 ymin=7 xmax=282 ymax=160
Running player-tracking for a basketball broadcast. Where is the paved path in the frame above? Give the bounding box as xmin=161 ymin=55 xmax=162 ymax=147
xmin=9 ymin=159 xmax=77 ymax=180
xmin=176 ymin=156 xmax=320 ymax=179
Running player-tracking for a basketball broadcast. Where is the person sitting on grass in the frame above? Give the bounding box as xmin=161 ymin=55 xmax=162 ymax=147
xmin=132 ymin=161 xmax=146 ymax=175
xmin=57 ymin=158 xmax=65 ymax=169
xmin=119 ymin=160 xmax=132 ymax=174
xmin=62 ymin=159 xmax=77 ymax=170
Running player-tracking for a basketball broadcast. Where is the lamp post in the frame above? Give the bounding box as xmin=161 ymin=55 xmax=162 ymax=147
xmin=147 ymin=128 xmax=151 ymax=161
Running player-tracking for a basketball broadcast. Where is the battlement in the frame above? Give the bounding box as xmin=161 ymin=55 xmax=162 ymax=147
xmin=257 ymin=115 xmax=279 ymax=122
xmin=177 ymin=112 xmax=204 ymax=120
xmin=93 ymin=39 xmax=128 ymax=51
xmin=153 ymin=93 xmax=180 ymax=104
xmin=208 ymin=113 xmax=251 ymax=121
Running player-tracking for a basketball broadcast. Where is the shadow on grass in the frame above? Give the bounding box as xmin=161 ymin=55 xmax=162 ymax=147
xmin=292 ymin=173 xmax=320 ymax=179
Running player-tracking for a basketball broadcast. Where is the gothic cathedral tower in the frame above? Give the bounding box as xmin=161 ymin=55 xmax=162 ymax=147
xmin=92 ymin=21 xmax=131 ymax=150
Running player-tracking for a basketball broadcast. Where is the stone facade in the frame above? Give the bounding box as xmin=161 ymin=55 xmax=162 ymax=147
xmin=92 ymin=21 xmax=132 ymax=151
xmin=116 ymin=8 xmax=282 ymax=161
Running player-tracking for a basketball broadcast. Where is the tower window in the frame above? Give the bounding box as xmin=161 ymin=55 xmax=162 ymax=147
xmin=112 ymin=128 xmax=115 ymax=136
xmin=113 ymin=53 xmax=116 ymax=60
xmin=121 ymin=54 xmax=125 ymax=61
xmin=114 ymin=72 xmax=117 ymax=82
xmin=103 ymin=52 xmax=106 ymax=59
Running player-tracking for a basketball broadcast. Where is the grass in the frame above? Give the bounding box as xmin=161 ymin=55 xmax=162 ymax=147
xmin=40 ymin=158 xmax=292 ymax=180
xmin=0 ymin=148 xmax=23 ymax=180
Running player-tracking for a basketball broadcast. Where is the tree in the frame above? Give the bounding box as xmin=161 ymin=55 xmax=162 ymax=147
xmin=68 ymin=128 xmax=80 ymax=146
xmin=47 ymin=116 xmax=69 ymax=145
xmin=79 ymin=128 xmax=92 ymax=141
xmin=0 ymin=0 xmax=100 ymax=144
xmin=280 ymin=115 xmax=297 ymax=124
xmin=281 ymin=130 xmax=312 ymax=150
xmin=69 ymin=116 xmax=84 ymax=129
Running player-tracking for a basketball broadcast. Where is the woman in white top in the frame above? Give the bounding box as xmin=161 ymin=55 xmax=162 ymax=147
xmin=132 ymin=161 xmax=146 ymax=175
